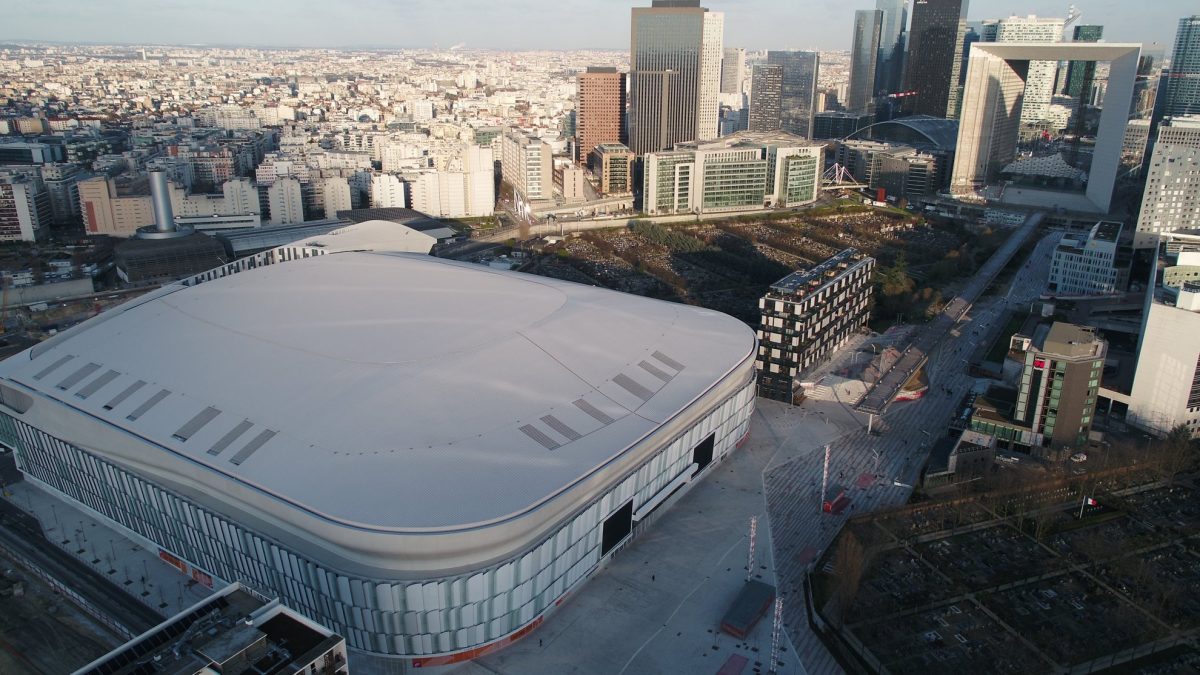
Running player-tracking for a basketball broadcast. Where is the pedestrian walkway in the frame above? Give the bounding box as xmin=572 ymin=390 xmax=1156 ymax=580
xmin=764 ymin=231 xmax=1060 ymax=674
xmin=5 ymin=481 xmax=214 ymax=620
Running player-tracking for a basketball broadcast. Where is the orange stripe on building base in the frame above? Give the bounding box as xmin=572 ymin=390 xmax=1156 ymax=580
xmin=411 ymin=615 xmax=544 ymax=668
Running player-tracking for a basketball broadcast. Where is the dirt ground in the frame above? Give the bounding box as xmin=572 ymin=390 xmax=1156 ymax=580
xmin=0 ymin=550 xmax=122 ymax=675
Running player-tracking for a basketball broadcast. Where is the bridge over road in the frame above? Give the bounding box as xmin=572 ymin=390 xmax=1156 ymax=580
xmin=855 ymin=212 xmax=1045 ymax=416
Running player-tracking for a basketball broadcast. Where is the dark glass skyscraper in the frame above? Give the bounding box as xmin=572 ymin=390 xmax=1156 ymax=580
xmin=874 ymin=0 xmax=908 ymax=96
xmin=629 ymin=0 xmax=725 ymax=155
xmin=903 ymin=0 xmax=969 ymax=119
xmin=849 ymin=10 xmax=883 ymax=113
xmin=767 ymin=51 xmax=820 ymax=138
xmin=1164 ymin=15 xmax=1200 ymax=116
xmin=1065 ymin=25 xmax=1103 ymax=99
xmin=748 ymin=64 xmax=783 ymax=132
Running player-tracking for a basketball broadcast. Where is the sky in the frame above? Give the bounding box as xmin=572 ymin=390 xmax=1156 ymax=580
xmin=2 ymin=0 xmax=1191 ymax=54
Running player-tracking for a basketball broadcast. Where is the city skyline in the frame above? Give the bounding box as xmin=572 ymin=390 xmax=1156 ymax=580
xmin=2 ymin=0 xmax=1192 ymax=53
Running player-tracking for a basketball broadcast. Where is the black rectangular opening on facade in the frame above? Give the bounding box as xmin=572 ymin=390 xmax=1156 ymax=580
xmin=601 ymin=500 xmax=634 ymax=556
xmin=693 ymin=433 xmax=715 ymax=472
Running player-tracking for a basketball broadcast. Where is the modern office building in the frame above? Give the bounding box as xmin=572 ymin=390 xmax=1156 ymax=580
xmin=0 ymin=251 xmax=756 ymax=667
xmin=629 ymin=0 xmax=724 ymax=155
xmin=951 ymin=42 xmax=1141 ymax=213
xmin=590 ymin=143 xmax=634 ymax=195
xmin=874 ymin=0 xmax=908 ymax=96
xmin=979 ymin=15 xmax=1066 ymax=126
xmin=576 ymin=67 xmax=627 ymax=165
xmin=501 ymin=128 xmax=553 ymax=204
xmin=1064 ymin=25 xmax=1104 ymax=99
xmin=77 ymin=584 xmax=348 ymax=675
xmin=871 ymin=146 xmax=947 ymax=199
xmin=904 ymin=0 xmax=969 ymax=118
xmin=1048 ymin=221 xmax=1125 ymax=296
xmin=849 ymin=10 xmax=883 ymax=114
xmin=642 ymin=131 xmax=822 ymax=215
xmin=1122 ymin=118 xmax=1152 ymax=174
xmin=1129 ymin=237 xmax=1200 ymax=437
xmin=1133 ymin=117 xmax=1200 ymax=248
xmin=755 ymin=249 xmax=875 ymax=402
xmin=829 ymin=139 xmax=949 ymax=200
xmin=721 ymin=47 xmax=745 ymax=94
xmin=971 ymin=322 xmax=1106 ymax=451
xmin=0 ymin=174 xmax=50 ymax=242
xmin=1162 ymin=16 xmax=1200 ymax=116
xmin=812 ymin=112 xmax=874 ymax=140
xmin=748 ymin=65 xmax=783 ymax=132
xmin=767 ymin=51 xmax=819 ymax=138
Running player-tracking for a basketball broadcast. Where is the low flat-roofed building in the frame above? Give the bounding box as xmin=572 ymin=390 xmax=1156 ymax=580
xmin=643 ymin=131 xmax=823 ymax=215
xmin=1048 ymin=221 xmax=1127 ymax=296
xmin=74 ymin=583 xmax=347 ymax=675
xmin=590 ymin=143 xmax=633 ymax=196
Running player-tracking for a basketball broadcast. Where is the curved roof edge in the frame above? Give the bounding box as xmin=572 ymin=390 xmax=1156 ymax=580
xmin=846 ymin=115 xmax=960 ymax=151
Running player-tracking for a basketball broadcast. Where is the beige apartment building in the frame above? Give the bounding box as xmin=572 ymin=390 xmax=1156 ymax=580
xmin=79 ymin=176 xmax=154 ymax=236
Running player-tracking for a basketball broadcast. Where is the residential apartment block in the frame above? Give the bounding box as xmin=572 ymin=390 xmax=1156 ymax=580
xmin=755 ymin=249 xmax=875 ymax=402
xmin=501 ymin=128 xmax=553 ymax=203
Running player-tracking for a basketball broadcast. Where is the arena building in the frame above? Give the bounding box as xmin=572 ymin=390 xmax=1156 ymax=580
xmin=0 ymin=252 xmax=757 ymax=669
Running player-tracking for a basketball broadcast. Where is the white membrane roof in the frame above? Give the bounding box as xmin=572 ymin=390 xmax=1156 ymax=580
xmin=1 ymin=253 xmax=756 ymax=531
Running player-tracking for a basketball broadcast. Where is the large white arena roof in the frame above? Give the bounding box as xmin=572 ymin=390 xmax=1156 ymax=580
xmin=0 ymin=253 xmax=755 ymax=532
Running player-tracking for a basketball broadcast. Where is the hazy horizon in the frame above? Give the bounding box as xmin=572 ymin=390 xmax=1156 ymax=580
xmin=2 ymin=1 xmax=1192 ymax=54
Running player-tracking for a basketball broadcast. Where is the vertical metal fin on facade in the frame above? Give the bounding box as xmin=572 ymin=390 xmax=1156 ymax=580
xmin=229 ymin=429 xmax=277 ymax=466
xmin=33 ymin=355 xmax=75 ymax=380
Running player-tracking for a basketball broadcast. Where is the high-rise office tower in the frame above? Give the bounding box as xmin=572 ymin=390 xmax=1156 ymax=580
xmin=576 ymin=67 xmax=628 ymax=164
xmin=904 ymin=0 xmax=969 ymax=118
xmin=1133 ymin=117 xmax=1200 ymax=248
xmin=849 ymin=10 xmax=883 ymax=113
xmin=748 ymin=65 xmax=783 ymax=132
xmin=874 ymin=0 xmax=908 ymax=96
xmin=768 ymin=51 xmax=819 ymax=138
xmin=982 ymin=15 xmax=1066 ymax=126
xmin=1064 ymin=25 xmax=1103 ymax=99
xmin=721 ymin=47 xmax=745 ymax=94
xmin=1163 ymin=16 xmax=1200 ymax=116
xmin=629 ymin=0 xmax=725 ymax=155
